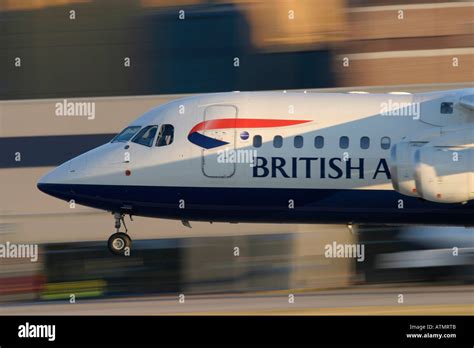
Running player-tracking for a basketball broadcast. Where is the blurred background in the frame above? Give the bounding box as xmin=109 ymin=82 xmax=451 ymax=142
xmin=0 ymin=0 xmax=473 ymax=314
xmin=1 ymin=0 xmax=473 ymax=98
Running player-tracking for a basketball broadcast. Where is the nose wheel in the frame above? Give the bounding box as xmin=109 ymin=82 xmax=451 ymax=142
xmin=108 ymin=232 xmax=132 ymax=256
xmin=108 ymin=212 xmax=132 ymax=256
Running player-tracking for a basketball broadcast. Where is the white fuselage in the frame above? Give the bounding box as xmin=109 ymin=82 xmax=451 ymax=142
xmin=38 ymin=89 xmax=474 ymax=225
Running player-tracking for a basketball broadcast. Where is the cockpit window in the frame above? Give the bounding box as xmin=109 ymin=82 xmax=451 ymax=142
xmin=156 ymin=124 xmax=174 ymax=147
xmin=111 ymin=126 xmax=141 ymax=143
xmin=132 ymin=125 xmax=158 ymax=147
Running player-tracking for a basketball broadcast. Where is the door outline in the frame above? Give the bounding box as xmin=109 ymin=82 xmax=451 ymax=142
xmin=201 ymin=104 xmax=238 ymax=178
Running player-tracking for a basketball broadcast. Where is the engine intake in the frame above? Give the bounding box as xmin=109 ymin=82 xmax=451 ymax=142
xmin=414 ymin=146 xmax=473 ymax=203
xmin=390 ymin=142 xmax=426 ymax=198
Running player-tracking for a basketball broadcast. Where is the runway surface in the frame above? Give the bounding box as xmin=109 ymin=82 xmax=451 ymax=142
xmin=1 ymin=285 xmax=473 ymax=315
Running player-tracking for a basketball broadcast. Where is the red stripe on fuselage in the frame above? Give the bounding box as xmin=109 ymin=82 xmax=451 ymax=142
xmin=188 ymin=118 xmax=311 ymax=135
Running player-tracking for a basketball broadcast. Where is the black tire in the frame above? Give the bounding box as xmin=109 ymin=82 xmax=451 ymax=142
xmin=108 ymin=232 xmax=132 ymax=256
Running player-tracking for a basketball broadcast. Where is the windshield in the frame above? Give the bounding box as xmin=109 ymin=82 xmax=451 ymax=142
xmin=132 ymin=125 xmax=158 ymax=147
xmin=111 ymin=126 xmax=141 ymax=143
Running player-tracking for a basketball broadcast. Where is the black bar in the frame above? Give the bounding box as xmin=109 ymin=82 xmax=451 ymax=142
xmin=0 ymin=316 xmax=472 ymax=346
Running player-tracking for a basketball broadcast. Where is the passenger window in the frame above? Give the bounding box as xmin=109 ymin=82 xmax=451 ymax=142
xmin=339 ymin=136 xmax=349 ymax=149
xmin=111 ymin=126 xmax=141 ymax=143
xmin=314 ymin=136 xmax=324 ymax=149
xmin=294 ymin=136 xmax=303 ymax=148
xmin=156 ymin=124 xmax=174 ymax=147
xmin=132 ymin=125 xmax=158 ymax=147
xmin=440 ymin=102 xmax=453 ymax=114
xmin=253 ymin=135 xmax=262 ymax=148
xmin=381 ymin=136 xmax=391 ymax=150
xmin=273 ymin=135 xmax=283 ymax=148
xmin=360 ymin=136 xmax=370 ymax=149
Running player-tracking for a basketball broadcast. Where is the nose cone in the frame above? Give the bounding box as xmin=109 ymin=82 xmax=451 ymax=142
xmin=37 ymin=171 xmax=60 ymax=198
xmin=37 ymin=182 xmax=56 ymax=198
xmin=37 ymin=161 xmax=74 ymax=199
xmin=37 ymin=178 xmax=56 ymax=197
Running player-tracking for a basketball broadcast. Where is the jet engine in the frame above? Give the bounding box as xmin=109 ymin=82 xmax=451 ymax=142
xmin=414 ymin=146 xmax=474 ymax=203
xmin=390 ymin=141 xmax=426 ymax=197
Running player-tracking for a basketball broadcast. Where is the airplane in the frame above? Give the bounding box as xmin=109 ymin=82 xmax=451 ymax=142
xmin=37 ymin=88 xmax=474 ymax=255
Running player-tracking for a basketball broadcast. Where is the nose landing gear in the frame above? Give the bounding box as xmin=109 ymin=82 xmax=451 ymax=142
xmin=108 ymin=212 xmax=132 ymax=256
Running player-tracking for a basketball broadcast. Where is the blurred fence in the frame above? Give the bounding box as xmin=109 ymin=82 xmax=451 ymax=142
xmin=356 ymin=225 xmax=474 ymax=284
xmin=0 ymin=227 xmax=356 ymax=302
xmin=1 ymin=224 xmax=471 ymax=303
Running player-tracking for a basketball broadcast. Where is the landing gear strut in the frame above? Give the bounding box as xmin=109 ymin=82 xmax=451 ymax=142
xmin=108 ymin=212 xmax=132 ymax=256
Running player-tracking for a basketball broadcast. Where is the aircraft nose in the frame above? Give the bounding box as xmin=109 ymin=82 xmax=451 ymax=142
xmin=38 ymin=165 xmax=65 ymax=185
xmin=37 ymin=170 xmax=81 ymax=203
xmin=37 ymin=178 xmax=47 ymax=192
xmin=37 ymin=167 xmax=64 ymax=197
xmin=37 ymin=160 xmax=76 ymax=199
xmin=36 ymin=181 xmax=54 ymax=197
xmin=36 ymin=178 xmax=55 ymax=196
xmin=37 ymin=151 xmax=89 ymax=187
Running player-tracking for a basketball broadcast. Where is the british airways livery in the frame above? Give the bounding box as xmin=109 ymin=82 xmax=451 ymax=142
xmin=38 ymin=89 xmax=474 ymax=255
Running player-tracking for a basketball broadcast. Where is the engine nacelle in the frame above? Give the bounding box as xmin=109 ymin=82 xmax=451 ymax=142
xmin=414 ymin=146 xmax=474 ymax=203
xmin=390 ymin=142 xmax=426 ymax=197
